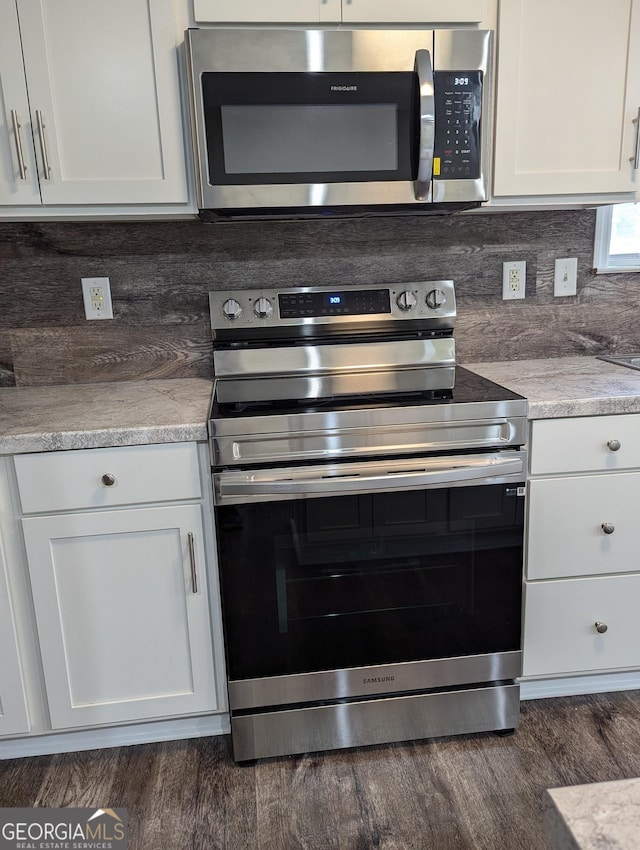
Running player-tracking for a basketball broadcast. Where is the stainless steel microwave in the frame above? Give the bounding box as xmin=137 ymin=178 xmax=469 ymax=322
xmin=185 ymin=28 xmax=493 ymax=219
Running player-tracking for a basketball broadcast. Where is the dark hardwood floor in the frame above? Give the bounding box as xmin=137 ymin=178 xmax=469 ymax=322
xmin=2 ymin=691 xmax=640 ymax=849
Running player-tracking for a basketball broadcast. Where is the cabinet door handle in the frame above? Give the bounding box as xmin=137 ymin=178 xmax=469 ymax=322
xmin=35 ymin=110 xmax=52 ymax=179
xmin=187 ymin=532 xmax=199 ymax=594
xmin=101 ymin=472 xmax=117 ymax=487
xmin=595 ymin=621 xmax=608 ymax=634
xmin=631 ymin=107 xmax=640 ymax=170
xmin=10 ymin=110 xmax=28 ymax=180
xmin=607 ymin=439 xmax=621 ymax=452
xmin=601 ymin=522 xmax=615 ymax=535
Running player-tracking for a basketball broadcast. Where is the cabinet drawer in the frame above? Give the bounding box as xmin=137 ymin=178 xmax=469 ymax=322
xmin=530 ymin=415 xmax=640 ymax=475
xmin=527 ymin=472 xmax=640 ymax=579
xmin=522 ymin=574 xmax=640 ymax=677
xmin=15 ymin=443 xmax=202 ymax=513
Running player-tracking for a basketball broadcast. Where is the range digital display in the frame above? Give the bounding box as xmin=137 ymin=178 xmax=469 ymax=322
xmin=279 ymin=288 xmax=391 ymax=319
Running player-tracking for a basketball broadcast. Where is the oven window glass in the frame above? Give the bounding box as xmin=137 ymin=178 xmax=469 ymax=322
xmin=202 ymin=71 xmax=418 ymax=185
xmin=216 ymin=483 xmax=524 ymax=681
xmin=221 ymin=104 xmax=398 ymax=175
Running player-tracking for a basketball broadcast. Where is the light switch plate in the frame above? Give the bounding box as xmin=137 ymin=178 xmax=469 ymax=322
xmin=554 ymin=258 xmax=578 ymax=297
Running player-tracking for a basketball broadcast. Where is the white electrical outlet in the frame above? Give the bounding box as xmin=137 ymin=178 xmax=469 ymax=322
xmin=502 ymin=261 xmax=526 ymax=300
xmin=554 ymin=258 xmax=578 ymax=297
xmin=81 ymin=277 xmax=113 ymax=320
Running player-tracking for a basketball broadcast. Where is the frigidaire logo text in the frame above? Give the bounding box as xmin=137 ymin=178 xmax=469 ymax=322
xmin=331 ymin=85 xmax=358 ymax=92
xmin=363 ymin=676 xmax=395 ymax=684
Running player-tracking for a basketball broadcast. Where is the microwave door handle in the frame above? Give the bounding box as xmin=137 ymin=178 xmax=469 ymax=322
xmin=414 ymin=49 xmax=435 ymax=201
xmin=217 ymin=455 xmax=524 ymax=501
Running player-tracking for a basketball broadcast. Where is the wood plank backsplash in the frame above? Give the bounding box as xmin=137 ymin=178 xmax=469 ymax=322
xmin=0 ymin=209 xmax=637 ymax=387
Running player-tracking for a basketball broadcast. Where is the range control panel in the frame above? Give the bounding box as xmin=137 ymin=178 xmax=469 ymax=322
xmin=433 ymin=71 xmax=482 ymax=180
xmin=279 ymin=288 xmax=391 ymax=319
xmin=209 ymin=280 xmax=456 ymax=333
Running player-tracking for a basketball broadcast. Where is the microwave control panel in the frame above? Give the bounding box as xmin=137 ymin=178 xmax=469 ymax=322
xmin=433 ymin=71 xmax=482 ymax=180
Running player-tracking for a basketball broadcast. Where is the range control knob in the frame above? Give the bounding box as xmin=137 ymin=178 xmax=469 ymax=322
xmin=426 ymin=289 xmax=447 ymax=310
xmin=222 ymin=298 xmax=243 ymax=321
xmin=396 ymin=290 xmax=417 ymax=312
xmin=253 ymin=297 xmax=273 ymax=319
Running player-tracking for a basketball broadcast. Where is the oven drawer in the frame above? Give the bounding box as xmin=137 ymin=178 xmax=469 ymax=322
xmin=530 ymin=414 xmax=640 ymax=475
xmin=231 ymin=683 xmax=521 ymax=762
xmin=14 ymin=443 xmax=202 ymax=513
xmin=527 ymin=472 xmax=640 ymax=579
xmin=522 ymin=574 xmax=640 ymax=677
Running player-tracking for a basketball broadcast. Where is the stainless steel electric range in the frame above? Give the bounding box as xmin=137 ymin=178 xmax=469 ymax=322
xmin=208 ymin=280 xmax=528 ymax=763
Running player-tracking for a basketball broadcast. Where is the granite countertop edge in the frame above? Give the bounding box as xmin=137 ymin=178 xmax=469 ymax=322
xmin=465 ymin=355 xmax=640 ymax=419
xmin=0 ymin=378 xmax=214 ymax=456
xmin=1 ymin=356 xmax=639 ymax=456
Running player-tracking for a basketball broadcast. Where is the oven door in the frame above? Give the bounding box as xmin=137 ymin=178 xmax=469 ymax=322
xmin=214 ymin=450 xmax=526 ymax=706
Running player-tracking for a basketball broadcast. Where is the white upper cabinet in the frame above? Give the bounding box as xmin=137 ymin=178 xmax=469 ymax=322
xmin=193 ymin=0 xmax=488 ymax=24
xmin=0 ymin=1 xmax=40 ymax=206
xmin=342 ymin=0 xmax=488 ymax=23
xmin=194 ymin=0 xmax=342 ymax=23
xmin=1 ymin=0 xmax=188 ymax=208
xmin=494 ymin=0 xmax=640 ymax=197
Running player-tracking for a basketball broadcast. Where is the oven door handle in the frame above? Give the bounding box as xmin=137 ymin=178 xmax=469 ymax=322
xmin=215 ymin=454 xmax=525 ymax=502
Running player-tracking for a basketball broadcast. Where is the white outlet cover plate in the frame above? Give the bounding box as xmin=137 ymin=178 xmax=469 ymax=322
xmin=502 ymin=261 xmax=526 ymax=300
xmin=81 ymin=277 xmax=113 ymax=320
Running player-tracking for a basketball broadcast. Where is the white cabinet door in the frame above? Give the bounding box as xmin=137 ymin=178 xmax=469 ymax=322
xmin=494 ymin=0 xmax=640 ymax=197
xmin=194 ymin=0 xmax=341 ymax=22
xmin=527 ymin=473 xmax=640 ymax=580
xmin=15 ymin=0 xmax=188 ymax=206
xmin=0 ymin=0 xmax=40 ymax=206
xmin=342 ymin=0 xmax=487 ymax=22
xmin=523 ymin=574 xmax=640 ymax=677
xmin=22 ymin=504 xmax=218 ymax=730
xmin=0 ymin=533 xmax=30 ymax=736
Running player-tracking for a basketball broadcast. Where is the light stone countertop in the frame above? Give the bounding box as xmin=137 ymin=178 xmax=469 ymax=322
xmin=543 ymin=778 xmax=640 ymax=850
xmin=0 ymin=378 xmax=214 ymax=455
xmin=0 ymin=356 xmax=638 ymax=456
xmin=465 ymin=356 xmax=640 ymax=419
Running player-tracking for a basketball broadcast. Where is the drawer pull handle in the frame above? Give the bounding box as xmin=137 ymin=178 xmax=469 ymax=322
xmin=595 ymin=621 xmax=608 ymax=634
xmin=188 ymin=532 xmax=199 ymax=594
xmin=101 ymin=472 xmax=117 ymax=487
xmin=607 ymin=439 xmax=621 ymax=452
xmin=601 ymin=522 xmax=615 ymax=535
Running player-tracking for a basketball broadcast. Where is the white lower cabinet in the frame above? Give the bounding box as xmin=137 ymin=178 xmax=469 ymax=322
xmin=523 ymin=575 xmax=640 ymax=677
xmin=0 ymin=442 xmax=225 ymax=746
xmin=22 ymin=504 xmax=217 ymax=730
xmin=0 ymin=502 xmax=30 ymax=736
xmin=523 ymin=414 xmax=640 ymax=683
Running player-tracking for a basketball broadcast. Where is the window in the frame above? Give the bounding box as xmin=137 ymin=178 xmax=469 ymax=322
xmin=594 ymin=203 xmax=640 ymax=272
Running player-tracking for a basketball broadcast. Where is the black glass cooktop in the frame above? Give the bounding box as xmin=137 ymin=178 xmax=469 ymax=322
xmin=212 ymin=366 xmax=525 ymax=420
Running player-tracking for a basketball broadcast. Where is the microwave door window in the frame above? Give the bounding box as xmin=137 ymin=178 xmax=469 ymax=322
xmin=202 ymin=71 xmax=418 ymax=186
xmin=221 ymin=104 xmax=398 ymax=176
